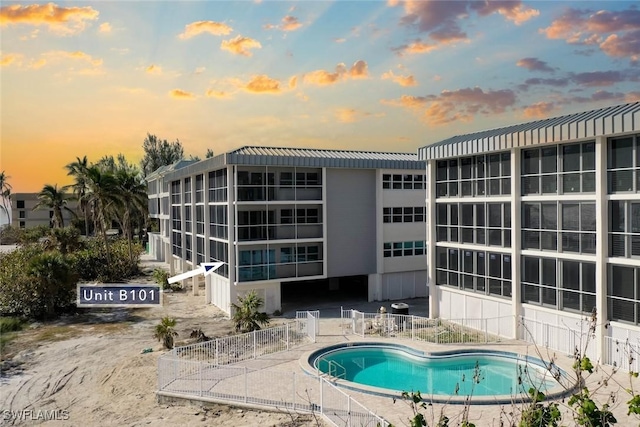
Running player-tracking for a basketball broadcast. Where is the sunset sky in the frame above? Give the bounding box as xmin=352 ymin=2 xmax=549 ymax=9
xmin=1 ymin=1 xmax=639 ymax=193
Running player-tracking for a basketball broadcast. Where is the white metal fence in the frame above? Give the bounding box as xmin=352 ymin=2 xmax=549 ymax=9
xmin=165 ymin=321 xmax=306 ymax=364
xmin=341 ymin=310 xmax=511 ymax=344
xmin=518 ymin=316 xmax=597 ymax=361
xmin=296 ymin=310 xmax=320 ymax=343
xmin=603 ymin=336 xmax=640 ymax=373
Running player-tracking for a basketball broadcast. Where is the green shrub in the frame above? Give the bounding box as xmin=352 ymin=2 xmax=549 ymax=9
xmin=0 ymin=225 xmax=25 ymax=245
xmin=0 ymin=316 xmax=24 ymax=333
xmin=152 ymin=268 xmax=170 ymax=290
xmin=68 ymin=238 xmax=142 ymax=282
xmin=0 ymin=247 xmax=77 ymax=319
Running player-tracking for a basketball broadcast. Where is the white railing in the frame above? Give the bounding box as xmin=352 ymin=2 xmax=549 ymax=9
xmin=603 ymin=336 xmax=640 ymax=373
xmin=341 ymin=310 xmax=511 ymax=344
xmin=165 ymin=321 xmax=306 ymax=364
xmin=518 ymin=316 xmax=597 ymax=361
xmin=157 ymin=358 xmax=388 ymax=426
xmin=319 ymin=377 xmax=388 ymax=427
xmin=296 ymin=310 xmax=320 ymax=343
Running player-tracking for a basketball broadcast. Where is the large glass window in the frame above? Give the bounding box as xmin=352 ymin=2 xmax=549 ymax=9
xmin=522 ymin=141 xmax=595 ymax=195
xmin=383 ymin=206 xmax=426 ymax=223
xmin=608 ymin=265 xmax=640 ymax=324
xmin=435 ymin=152 xmax=510 ymax=198
xmin=383 ymin=173 xmax=426 ymax=190
xmin=522 ymin=256 xmax=596 ymax=314
xmin=608 ymin=135 xmax=640 ymax=193
xmin=609 ymin=200 xmax=640 ymax=258
xmin=208 ymin=169 xmax=228 ymax=202
xmin=436 ymin=247 xmax=511 ymax=298
xmin=437 ymin=202 xmax=510 ymax=247
xmin=522 ymin=201 xmax=595 ymax=254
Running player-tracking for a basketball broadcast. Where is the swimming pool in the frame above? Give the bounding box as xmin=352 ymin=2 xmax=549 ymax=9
xmin=309 ymin=343 xmax=562 ymax=402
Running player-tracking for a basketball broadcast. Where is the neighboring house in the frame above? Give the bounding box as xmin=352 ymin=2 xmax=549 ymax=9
xmin=10 ymin=193 xmax=78 ymax=229
xmin=147 ymin=148 xmax=427 ymax=314
xmin=419 ymin=101 xmax=640 ymax=364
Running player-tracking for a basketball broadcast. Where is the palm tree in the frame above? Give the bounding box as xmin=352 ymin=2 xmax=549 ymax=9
xmin=0 ymin=171 xmax=12 ymax=225
xmin=33 ymin=184 xmax=73 ymax=228
xmin=114 ymin=169 xmax=148 ymax=263
xmin=84 ymin=165 xmax=119 ymax=264
xmin=230 ymin=291 xmax=270 ymax=333
xmin=154 ymin=316 xmax=178 ymax=349
xmin=65 ymin=156 xmax=90 ymax=236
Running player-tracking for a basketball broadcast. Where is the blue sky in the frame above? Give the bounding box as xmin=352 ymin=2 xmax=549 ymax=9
xmin=1 ymin=0 xmax=639 ymax=192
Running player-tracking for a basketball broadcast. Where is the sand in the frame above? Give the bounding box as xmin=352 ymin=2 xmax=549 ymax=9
xmin=0 ymin=259 xmax=324 ymax=427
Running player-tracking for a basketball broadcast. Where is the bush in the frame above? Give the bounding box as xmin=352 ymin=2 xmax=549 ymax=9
xmin=152 ymin=268 xmax=170 ymax=290
xmin=0 ymin=225 xmax=25 ymax=245
xmin=0 ymin=246 xmax=77 ymax=319
xmin=68 ymin=238 xmax=143 ymax=282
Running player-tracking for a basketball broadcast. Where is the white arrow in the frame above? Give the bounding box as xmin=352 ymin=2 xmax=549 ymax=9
xmin=167 ymin=262 xmax=224 ymax=284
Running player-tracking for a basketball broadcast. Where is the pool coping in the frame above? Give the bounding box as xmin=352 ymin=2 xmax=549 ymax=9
xmin=300 ymin=341 xmax=579 ymax=405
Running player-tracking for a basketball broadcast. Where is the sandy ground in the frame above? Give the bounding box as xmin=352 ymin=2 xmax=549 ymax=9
xmin=0 ymin=257 xmax=324 ymax=427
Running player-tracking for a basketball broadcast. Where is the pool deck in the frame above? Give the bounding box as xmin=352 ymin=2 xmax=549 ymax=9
xmin=216 ymin=318 xmax=639 ymax=426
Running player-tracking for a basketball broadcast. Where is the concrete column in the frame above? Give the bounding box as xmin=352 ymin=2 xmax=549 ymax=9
xmin=510 ymin=148 xmax=522 ymax=340
xmin=427 ymin=159 xmax=438 ymax=318
xmin=595 ymin=136 xmax=608 ymax=362
xmin=368 ymin=273 xmax=382 ymax=301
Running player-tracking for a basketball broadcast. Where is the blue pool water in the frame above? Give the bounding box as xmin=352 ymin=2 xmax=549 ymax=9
xmin=312 ymin=344 xmax=557 ymax=397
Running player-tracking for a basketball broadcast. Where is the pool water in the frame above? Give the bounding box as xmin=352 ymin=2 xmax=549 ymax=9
xmin=313 ymin=345 xmax=556 ymax=397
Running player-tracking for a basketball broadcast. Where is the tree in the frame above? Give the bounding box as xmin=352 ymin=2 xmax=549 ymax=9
xmin=34 ymin=184 xmax=74 ymax=228
xmin=114 ymin=169 xmax=148 ymax=263
xmin=84 ymin=166 xmax=120 ymax=264
xmin=230 ymin=290 xmax=270 ymax=333
xmin=0 ymin=171 xmax=12 ymax=225
xmin=65 ymin=156 xmax=91 ymax=236
xmin=206 ymin=149 xmax=215 ymax=158
xmin=154 ymin=316 xmax=178 ymax=349
xmin=140 ymin=133 xmax=184 ymax=177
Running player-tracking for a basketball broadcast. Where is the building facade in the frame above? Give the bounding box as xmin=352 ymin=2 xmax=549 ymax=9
xmin=147 ymin=148 xmax=427 ymax=314
xmin=10 ymin=193 xmax=78 ymax=229
xmin=419 ymin=101 xmax=640 ymax=361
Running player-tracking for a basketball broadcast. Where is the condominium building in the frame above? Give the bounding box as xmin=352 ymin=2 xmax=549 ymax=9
xmin=147 ymin=148 xmax=427 ymax=314
xmin=10 ymin=193 xmax=78 ymax=229
xmin=419 ymin=101 xmax=640 ymax=360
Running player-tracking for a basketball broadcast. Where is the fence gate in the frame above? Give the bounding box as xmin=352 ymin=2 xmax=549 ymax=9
xmin=296 ymin=310 xmax=320 ymax=342
xmin=352 ymin=310 xmax=365 ymax=337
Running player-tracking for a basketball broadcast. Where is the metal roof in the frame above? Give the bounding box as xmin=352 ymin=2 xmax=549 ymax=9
xmin=418 ymin=102 xmax=640 ymax=161
xmin=230 ymin=146 xmax=419 ymax=161
xmin=151 ymin=145 xmax=425 ymax=181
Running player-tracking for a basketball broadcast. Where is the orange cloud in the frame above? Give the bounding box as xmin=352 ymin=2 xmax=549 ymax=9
xmin=178 ymin=20 xmax=232 ymax=39
xmin=220 ymin=35 xmax=261 ymax=56
xmin=206 ymin=89 xmax=231 ymax=99
xmin=146 ymin=64 xmax=162 ymax=75
xmin=381 ymin=95 xmax=428 ymax=109
xmin=288 ymin=76 xmax=297 ymax=89
xmin=303 ymin=64 xmax=346 ymax=85
xmin=33 ymin=50 xmax=102 ymax=69
xmin=381 ymin=70 xmax=417 ymax=87
xmin=0 ymin=52 xmax=23 ymax=67
xmin=0 ymin=3 xmax=99 ymax=35
xmin=395 ymin=40 xmax=438 ymax=56
xmin=244 ymin=75 xmax=281 ymax=94
xmin=98 ymin=22 xmax=111 ymax=33
xmin=336 ymin=108 xmax=358 ymax=123
xmin=170 ymin=89 xmax=195 ymax=99
xmin=349 ymin=60 xmax=368 ymax=78
xmin=522 ymin=102 xmax=556 ymax=118
xmin=265 ymin=15 xmax=303 ymax=32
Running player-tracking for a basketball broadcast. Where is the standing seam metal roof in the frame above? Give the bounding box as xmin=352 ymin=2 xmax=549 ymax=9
xmin=418 ymin=102 xmax=640 ymax=161
xmin=230 ymin=146 xmax=419 ymax=161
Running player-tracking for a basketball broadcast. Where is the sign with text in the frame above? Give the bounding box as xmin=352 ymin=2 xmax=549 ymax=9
xmin=77 ymin=284 xmax=162 ymax=307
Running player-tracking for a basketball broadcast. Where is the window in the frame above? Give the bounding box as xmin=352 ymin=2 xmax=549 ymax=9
xmin=522 ymin=141 xmax=595 ymax=195
xmin=17 ymin=200 xmax=25 ymax=209
xmin=609 ymin=200 xmax=640 ymax=258
xmin=184 ymin=177 xmax=192 ymax=204
xmin=436 ymin=152 xmax=510 ymax=198
xmin=209 ymin=240 xmax=229 ymax=278
xmin=436 ymin=247 xmax=511 ymax=298
xmin=608 ymin=265 xmax=640 ymax=324
xmin=522 ymin=256 xmax=595 ymax=314
xmin=383 ymin=173 xmax=426 ymax=190
xmin=438 ymin=202 xmax=510 ymax=247
xmin=209 ymin=205 xmax=227 ymax=239
xmin=608 ymin=135 xmax=640 ymax=193
xmin=383 ymin=241 xmax=427 ymax=258
xmin=383 ymin=206 xmax=426 ymax=223
xmin=208 ymin=169 xmax=228 ymax=202
xmin=19 ymin=210 xmax=26 ymax=219
xmin=195 ymin=175 xmax=204 ymax=203
xmin=522 ymin=201 xmax=595 ymax=254
xmin=296 ymin=208 xmax=319 ymax=224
